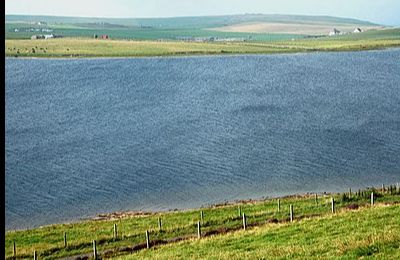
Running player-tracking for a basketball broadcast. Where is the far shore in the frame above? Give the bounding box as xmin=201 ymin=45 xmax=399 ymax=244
xmin=5 ymin=45 xmax=400 ymax=60
xmin=5 ymin=33 xmax=400 ymax=59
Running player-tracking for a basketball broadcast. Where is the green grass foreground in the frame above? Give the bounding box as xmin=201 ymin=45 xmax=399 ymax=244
xmin=122 ymin=205 xmax=400 ymax=259
xmin=5 ymin=186 xmax=400 ymax=259
xmin=4 ymin=28 xmax=400 ymax=58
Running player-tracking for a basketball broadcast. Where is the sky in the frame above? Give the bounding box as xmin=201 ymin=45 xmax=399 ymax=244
xmin=5 ymin=0 xmax=400 ymax=26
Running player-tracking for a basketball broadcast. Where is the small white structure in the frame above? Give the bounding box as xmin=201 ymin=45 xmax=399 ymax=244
xmin=329 ymin=28 xmax=341 ymax=36
xmin=44 ymin=34 xmax=54 ymax=39
xmin=31 ymin=35 xmax=45 ymax=40
xmin=354 ymin=28 xmax=363 ymax=33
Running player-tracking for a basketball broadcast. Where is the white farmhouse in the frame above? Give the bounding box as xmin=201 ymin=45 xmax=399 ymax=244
xmin=44 ymin=34 xmax=54 ymax=39
xmin=329 ymin=28 xmax=341 ymax=36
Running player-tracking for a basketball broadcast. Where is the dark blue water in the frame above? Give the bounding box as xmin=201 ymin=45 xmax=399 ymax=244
xmin=5 ymin=50 xmax=400 ymax=230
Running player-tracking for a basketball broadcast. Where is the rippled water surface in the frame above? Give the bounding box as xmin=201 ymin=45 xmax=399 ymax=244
xmin=5 ymin=50 xmax=400 ymax=230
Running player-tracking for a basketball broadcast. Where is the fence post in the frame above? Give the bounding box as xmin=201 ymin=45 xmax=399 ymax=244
xmin=242 ymin=213 xmax=247 ymax=230
xmin=63 ymin=232 xmax=67 ymax=247
xmin=315 ymin=194 xmax=318 ymax=205
xmin=146 ymin=230 xmax=150 ymax=249
xmin=371 ymin=192 xmax=374 ymax=206
xmin=200 ymin=211 xmax=204 ymax=223
xmin=349 ymin=188 xmax=352 ymax=198
xmin=382 ymin=184 xmax=385 ymax=193
xmin=277 ymin=199 xmax=280 ymax=212
xmin=93 ymin=240 xmax=97 ymax=260
xmin=331 ymin=197 xmax=335 ymax=214
xmin=238 ymin=206 xmax=241 ymax=217
xmin=158 ymin=217 xmax=162 ymax=231
xmin=197 ymin=221 xmax=201 ymax=239
xmin=13 ymin=241 xmax=16 ymax=258
xmin=290 ymin=205 xmax=293 ymax=222
xmin=33 ymin=250 xmax=37 ymax=260
xmin=113 ymin=224 xmax=117 ymax=240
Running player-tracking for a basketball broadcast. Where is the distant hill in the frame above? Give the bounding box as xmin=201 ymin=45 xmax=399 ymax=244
xmin=5 ymin=14 xmax=381 ymax=29
xmin=5 ymin=14 xmax=387 ymax=40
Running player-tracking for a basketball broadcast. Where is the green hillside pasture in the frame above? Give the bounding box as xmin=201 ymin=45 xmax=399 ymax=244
xmin=125 ymin=205 xmax=400 ymax=259
xmin=5 ymin=22 xmax=302 ymax=41
xmin=5 ymin=14 xmax=379 ymax=30
xmin=4 ymin=187 xmax=400 ymax=259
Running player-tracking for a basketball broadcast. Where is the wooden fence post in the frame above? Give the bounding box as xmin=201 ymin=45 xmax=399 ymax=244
xmin=158 ymin=217 xmax=162 ymax=231
xmin=200 ymin=211 xmax=204 ymax=223
xmin=33 ymin=250 xmax=37 ymax=260
xmin=146 ymin=230 xmax=150 ymax=249
xmin=371 ymin=192 xmax=374 ymax=206
xmin=63 ymin=232 xmax=67 ymax=247
xmin=382 ymin=184 xmax=385 ymax=193
xmin=113 ymin=224 xmax=117 ymax=240
xmin=93 ymin=240 xmax=97 ymax=260
xmin=197 ymin=221 xmax=201 ymax=239
xmin=349 ymin=188 xmax=352 ymax=198
xmin=331 ymin=197 xmax=335 ymax=214
xmin=315 ymin=194 xmax=318 ymax=205
xmin=242 ymin=213 xmax=247 ymax=230
xmin=290 ymin=205 xmax=293 ymax=222
xmin=277 ymin=199 xmax=280 ymax=212
xmin=13 ymin=241 xmax=16 ymax=258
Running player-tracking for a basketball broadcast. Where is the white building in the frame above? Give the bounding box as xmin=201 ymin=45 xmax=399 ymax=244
xmin=329 ymin=28 xmax=341 ymax=36
xmin=354 ymin=28 xmax=363 ymax=33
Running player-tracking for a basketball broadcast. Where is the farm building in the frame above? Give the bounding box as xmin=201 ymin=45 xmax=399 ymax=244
xmin=329 ymin=28 xmax=341 ymax=36
xmin=31 ymin=34 xmax=63 ymax=40
xmin=31 ymin=35 xmax=45 ymax=40
xmin=354 ymin=28 xmax=363 ymax=33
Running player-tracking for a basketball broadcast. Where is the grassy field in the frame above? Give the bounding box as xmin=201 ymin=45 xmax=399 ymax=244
xmin=5 ymin=186 xmax=400 ymax=259
xmin=5 ymin=23 xmax=302 ymax=41
xmin=5 ymin=13 xmax=382 ymax=41
xmin=123 ymin=204 xmax=400 ymax=259
xmin=4 ymin=28 xmax=400 ymax=58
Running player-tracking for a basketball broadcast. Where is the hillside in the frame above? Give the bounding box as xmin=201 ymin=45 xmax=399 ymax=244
xmin=121 ymin=205 xmax=400 ymax=259
xmin=210 ymin=22 xmax=384 ymax=35
xmin=5 ymin=14 xmax=380 ymax=29
xmin=5 ymin=14 xmax=386 ymax=40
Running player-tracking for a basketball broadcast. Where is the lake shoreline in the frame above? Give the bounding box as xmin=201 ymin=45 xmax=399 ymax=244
xmin=5 ymin=45 xmax=400 ymax=60
xmin=4 ymin=185 xmax=381 ymax=232
xmin=5 ymin=183 xmax=399 ymax=259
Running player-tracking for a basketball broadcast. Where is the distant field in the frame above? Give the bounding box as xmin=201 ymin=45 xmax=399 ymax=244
xmin=5 ymin=28 xmax=400 ymax=58
xmin=5 ymin=13 xmax=382 ymax=41
xmin=5 ymin=23 xmax=302 ymax=41
xmin=210 ymin=22 xmax=384 ymax=35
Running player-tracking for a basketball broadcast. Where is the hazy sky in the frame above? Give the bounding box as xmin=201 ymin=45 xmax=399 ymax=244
xmin=5 ymin=0 xmax=400 ymax=26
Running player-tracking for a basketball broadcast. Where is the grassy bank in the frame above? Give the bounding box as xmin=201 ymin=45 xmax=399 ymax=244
xmin=126 ymin=204 xmax=400 ymax=259
xmin=5 ymin=185 xmax=400 ymax=259
xmin=4 ymin=28 xmax=400 ymax=58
